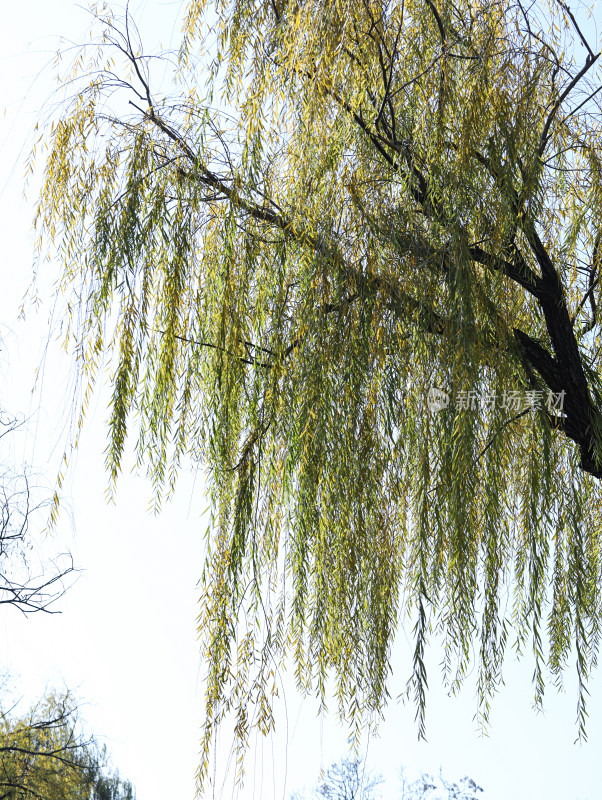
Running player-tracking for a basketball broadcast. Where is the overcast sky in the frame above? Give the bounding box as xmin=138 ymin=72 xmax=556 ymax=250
xmin=1 ymin=2 xmax=602 ymax=800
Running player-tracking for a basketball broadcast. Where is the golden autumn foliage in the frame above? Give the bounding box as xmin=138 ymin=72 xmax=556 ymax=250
xmin=0 ymin=686 xmax=134 ymax=800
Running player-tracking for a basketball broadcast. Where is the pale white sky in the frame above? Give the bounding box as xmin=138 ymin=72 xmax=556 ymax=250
xmin=0 ymin=3 xmax=601 ymax=800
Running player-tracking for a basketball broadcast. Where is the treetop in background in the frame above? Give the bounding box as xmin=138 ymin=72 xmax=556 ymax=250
xmin=0 ymin=684 xmax=135 ymax=800
xmin=293 ymin=757 xmax=485 ymax=800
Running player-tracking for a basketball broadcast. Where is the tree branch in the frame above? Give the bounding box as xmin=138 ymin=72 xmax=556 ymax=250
xmin=538 ymin=53 xmax=600 ymax=157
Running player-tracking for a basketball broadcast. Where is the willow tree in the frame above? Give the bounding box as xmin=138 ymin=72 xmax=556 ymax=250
xmin=34 ymin=0 xmax=602 ymax=782
xmin=0 ymin=687 xmax=135 ymax=800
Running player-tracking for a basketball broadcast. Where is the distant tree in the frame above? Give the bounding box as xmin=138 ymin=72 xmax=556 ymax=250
xmin=294 ymin=758 xmax=383 ymax=800
xmin=92 ymin=768 xmax=135 ymax=800
xmin=399 ymin=768 xmax=483 ymax=800
xmin=0 ymin=334 xmax=75 ymax=615
xmin=0 ymin=439 xmax=75 ymax=614
xmin=294 ymin=760 xmax=484 ymax=800
xmin=0 ymin=685 xmax=135 ymax=800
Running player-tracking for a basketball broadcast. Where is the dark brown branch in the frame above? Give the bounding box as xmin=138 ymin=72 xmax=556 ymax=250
xmin=538 ymin=53 xmax=600 ymax=156
xmin=424 ymin=0 xmax=446 ymax=45
xmin=559 ymin=84 xmax=602 ymax=128
xmin=169 ymin=333 xmax=272 ymax=369
xmin=572 ymin=234 xmax=600 ymax=329
xmin=513 ymin=329 xmax=564 ymax=394
xmin=478 ymin=408 xmax=531 ymax=461
xmin=469 ymin=244 xmax=541 ymax=297
xmin=556 ymin=1 xmax=595 ymax=59
xmin=0 ymin=745 xmax=83 ymax=769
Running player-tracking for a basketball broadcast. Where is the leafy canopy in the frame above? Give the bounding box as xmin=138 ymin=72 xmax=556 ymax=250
xmin=0 ymin=685 xmax=134 ymax=800
xmin=33 ymin=0 xmax=602 ymax=784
